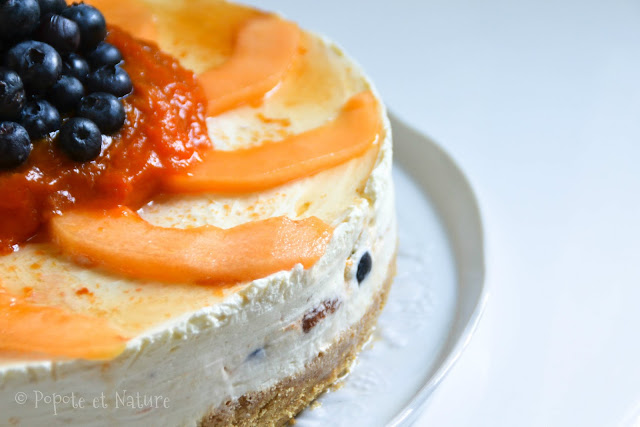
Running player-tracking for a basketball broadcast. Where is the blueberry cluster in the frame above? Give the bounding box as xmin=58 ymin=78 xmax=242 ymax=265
xmin=0 ymin=0 xmax=132 ymax=169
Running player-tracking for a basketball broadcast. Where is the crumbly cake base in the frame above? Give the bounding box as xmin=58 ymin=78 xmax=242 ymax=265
xmin=201 ymin=254 xmax=397 ymax=427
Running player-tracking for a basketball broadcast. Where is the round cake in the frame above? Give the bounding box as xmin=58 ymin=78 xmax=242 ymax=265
xmin=0 ymin=0 xmax=395 ymax=425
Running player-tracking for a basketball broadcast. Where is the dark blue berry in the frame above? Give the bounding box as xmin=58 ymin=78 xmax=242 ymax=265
xmin=61 ymin=4 xmax=106 ymax=51
xmin=62 ymin=53 xmax=89 ymax=82
xmin=5 ymin=41 xmax=62 ymax=92
xmin=57 ymin=117 xmax=102 ymax=162
xmin=0 ymin=121 xmax=31 ymax=169
xmin=37 ymin=14 xmax=81 ymax=53
xmin=86 ymin=42 xmax=122 ymax=68
xmin=37 ymin=0 xmax=66 ymax=16
xmin=86 ymin=65 xmax=132 ymax=97
xmin=77 ymin=92 xmax=125 ymax=134
xmin=0 ymin=0 xmax=41 ymax=41
xmin=20 ymin=99 xmax=60 ymax=139
xmin=48 ymin=75 xmax=84 ymax=113
xmin=356 ymin=252 xmax=372 ymax=284
xmin=0 ymin=68 xmax=26 ymax=120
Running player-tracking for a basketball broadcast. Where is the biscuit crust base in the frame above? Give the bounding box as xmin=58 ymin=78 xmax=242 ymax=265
xmin=200 ymin=255 xmax=397 ymax=427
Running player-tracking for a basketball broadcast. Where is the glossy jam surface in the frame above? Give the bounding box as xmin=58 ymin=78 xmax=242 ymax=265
xmin=0 ymin=27 xmax=210 ymax=253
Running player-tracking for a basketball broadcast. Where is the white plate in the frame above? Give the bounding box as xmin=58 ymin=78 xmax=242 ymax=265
xmin=295 ymin=114 xmax=487 ymax=426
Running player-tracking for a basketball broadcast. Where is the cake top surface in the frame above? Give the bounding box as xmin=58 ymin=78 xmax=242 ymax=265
xmin=0 ymin=0 xmax=385 ymax=361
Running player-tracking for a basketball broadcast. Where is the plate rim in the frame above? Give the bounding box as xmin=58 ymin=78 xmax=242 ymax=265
xmin=387 ymin=113 xmax=489 ymax=426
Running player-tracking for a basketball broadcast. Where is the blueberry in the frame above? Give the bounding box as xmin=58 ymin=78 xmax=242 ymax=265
xmin=37 ymin=14 xmax=81 ymax=53
xmin=48 ymin=75 xmax=84 ymax=113
xmin=5 ymin=41 xmax=62 ymax=92
xmin=57 ymin=117 xmax=102 ymax=162
xmin=62 ymin=53 xmax=89 ymax=82
xmin=0 ymin=0 xmax=41 ymax=41
xmin=356 ymin=252 xmax=372 ymax=284
xmin=86 ymin=42 xmax=122 ymax=68
xmin=0 ymin=121 xmax=31 ymax=169
xmin=37 ymin=0 xmax=66 ymax=16
xmin=86 ymin=65 xmax=132 ymax=97
xmin=61 ymin=4 xmax=106 ymax=51
xmin=20 ymin=99 xmax=60 ymax=139
xmin=0 ymin=68 xmax=26 ymax=120
xmin=77 ymin=92 xmax=125 ymax=134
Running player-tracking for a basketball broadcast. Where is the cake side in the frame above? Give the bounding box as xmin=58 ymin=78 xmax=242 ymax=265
xmin=0 ymin=29 xmax=396 ymax=427
xmin=203 ymin=255 xmax=397 ymax=427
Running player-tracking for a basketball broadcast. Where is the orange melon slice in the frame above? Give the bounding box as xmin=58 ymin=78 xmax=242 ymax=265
xmin=199 ymin=16 xmax=300 ymax=116
xmin=0 ymin=289 xmax=127 ymax=360
xmin=50 ymin=208 xmax=332 ymax=284
xmin=165 ymin=91 xmax=382 ymax=194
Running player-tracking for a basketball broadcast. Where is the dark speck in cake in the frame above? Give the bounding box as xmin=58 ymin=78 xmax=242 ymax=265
xmin=302 ymin=298 xmax=341 ymax=333
xmin=357 ymin=252 xmax=372 ymax=284
xmin=247 ymin=348 xmax=266 ymax=361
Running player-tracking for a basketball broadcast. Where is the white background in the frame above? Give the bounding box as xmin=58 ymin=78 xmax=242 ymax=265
xmin=247 ymin=1 xmax=640 ymax=425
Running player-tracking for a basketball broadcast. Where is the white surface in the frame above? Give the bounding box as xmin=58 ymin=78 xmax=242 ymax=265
xmin=243 ymin=1 xmax=640 ymax=426
xmin=296 ymin=116 xmax=486 ymax=426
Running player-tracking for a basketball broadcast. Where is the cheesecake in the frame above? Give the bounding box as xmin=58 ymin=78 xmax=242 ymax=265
xmin=0 ymin=1 xmax=395 ymax=425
